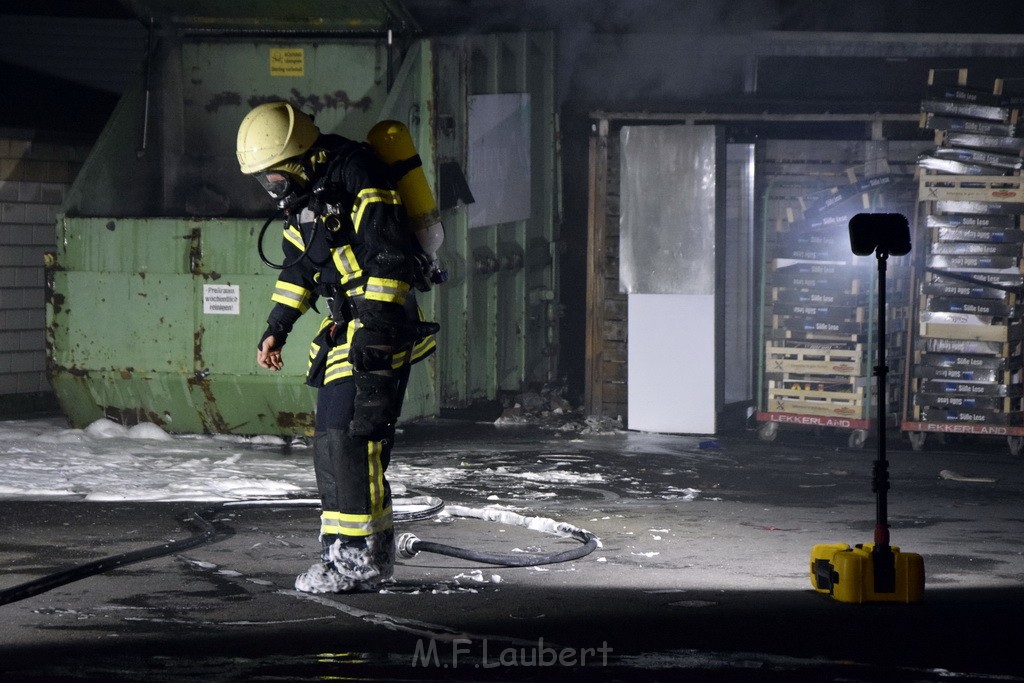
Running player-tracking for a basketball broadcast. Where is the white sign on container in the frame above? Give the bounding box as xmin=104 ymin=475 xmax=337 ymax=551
xmin=203 ymin=284 xmax=240 ymax=315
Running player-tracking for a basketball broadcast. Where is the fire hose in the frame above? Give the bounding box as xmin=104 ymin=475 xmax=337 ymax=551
xmin=0 ymin=497 xmax=598 ymax=606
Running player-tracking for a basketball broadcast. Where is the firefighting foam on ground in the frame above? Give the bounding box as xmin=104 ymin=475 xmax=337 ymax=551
xmin=1 ymin=413 xmax=1023 ymax=681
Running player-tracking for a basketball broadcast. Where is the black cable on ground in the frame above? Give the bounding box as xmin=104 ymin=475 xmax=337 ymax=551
xmin=0 ymin=497 xmax=598 ymax=606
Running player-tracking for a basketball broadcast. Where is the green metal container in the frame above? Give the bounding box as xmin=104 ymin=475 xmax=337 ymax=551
xmin=48 ymin=7 xmax=559 ymax=435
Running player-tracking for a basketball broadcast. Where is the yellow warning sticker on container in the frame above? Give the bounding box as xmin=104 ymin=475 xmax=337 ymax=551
xmin=270 ymin=48 xmax=304 ymax=77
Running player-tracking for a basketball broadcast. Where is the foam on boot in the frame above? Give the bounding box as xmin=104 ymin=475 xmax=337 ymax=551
xmin=294 ymin=561 xmax=363 ymax=593
xmin=294 ymin=531 xmax=396 ymax=593
xmin=325 ymin=531 xmax=395 ymax=582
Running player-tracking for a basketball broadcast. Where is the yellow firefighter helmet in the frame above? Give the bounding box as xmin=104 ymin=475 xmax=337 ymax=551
xmin=236 ymin=101 xmax=320 ymax=174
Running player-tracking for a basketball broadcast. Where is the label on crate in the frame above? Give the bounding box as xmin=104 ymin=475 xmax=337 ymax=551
xmin=922 ymin=113 xmax=1018 ymax=137
xmin=776 ymin=317 xmax=865 ymax=336
xmin=760 ymin=412 xmax=871 ymax=429
xmin=926 ymin=214 xmax=1018 ymax=230
xmin=773 ymin=304 xmax=864 ymax=321
xmin=915 ymin=392 xmax=1012 ymax=411
xmin=921 ymin=338 xmax=1010 ymax=356
xmin=920 ymin=310 xmax=1000 ymax=326
xmin=935 ymin=227 xmax=1024 ymax=244
xmin=773 ymin=289 xmax=865 ymax=306
xmin=918 ymin=379 xmax=1017 ymax=397
xmin=914 ymin=366 xmax=1004 ymax=383
xmin=929 ymin=272 xmax=1024 ymax=290
xmin=925 ymin=297 xmax=1013 ymax=317
xmin=943 ymin=132 xmax=1024 ymax=153
xmin=918 ymin=407 xmax=1022 ymax=426
xmin=920 ymin=99 xmax=1011 ymax=122
xmin=930 ymin=146 xmax=1023 ymax=170
xmin=930 ymin=242 xmax=1023 ymax=257
xmin=918 ymin=156 xmax=1006 ymax=176
xmin=772 ymin=264 xmax=864 ymax=292
xmin=921 ymin=281 xmax=1010 ymax=301
xmin=772 ymin=245 xmax=847 ymax=262
xmin=934 ymin=200 xmax=1024 ymax=215
xmin=776 ymin=262 xmax=849 ymax=275
xmin=772 ymin=274 xmax=861 ymax=292
xmin=918 ymin=353 xmax=1009 ymax=372
xmin=927 ymin=254 xmax=1020 ymax=271
xmin=925 ymin=84 xmax=1008 ymax=106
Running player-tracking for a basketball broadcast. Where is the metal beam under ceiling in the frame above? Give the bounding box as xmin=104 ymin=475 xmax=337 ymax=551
xmin=121 ymin=0 xmax=419 ymax=33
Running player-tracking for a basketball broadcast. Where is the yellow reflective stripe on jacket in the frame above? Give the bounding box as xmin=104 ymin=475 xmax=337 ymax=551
xmin=364 ymin=277 xmax=409 ymax=305
xmin=271 ymin=280 xmax=312 ymax=311
xmin=283 ymin=225 xmax=304 ymax=251
xmin=321 ymin=335 xmax=435 ymax=385
xmin=323 ymin=345 xmax=353 ymax=383
xmin=319 ymin=507 xmax=394 ymax=537
xmin=351 ymin=187 xmax=401 ymax=233
xmin=331 ymin=244 xmax=361 ymax=281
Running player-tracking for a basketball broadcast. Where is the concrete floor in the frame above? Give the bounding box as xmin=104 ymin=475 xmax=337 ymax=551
xmin=1 ymin=419 xmax=1022 ymax=682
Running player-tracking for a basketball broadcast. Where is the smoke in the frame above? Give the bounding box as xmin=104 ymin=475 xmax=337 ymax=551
xmin=407 ymin=0 xmax=788 ymax=108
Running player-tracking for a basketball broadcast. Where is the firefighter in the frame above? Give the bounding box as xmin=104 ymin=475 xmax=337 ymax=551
xmin=236 ymin=101 xmax=438 ymax=593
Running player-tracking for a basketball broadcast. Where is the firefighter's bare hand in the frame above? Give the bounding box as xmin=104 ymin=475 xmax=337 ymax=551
xmin=257 ymin=335 xmax=284 ymax=371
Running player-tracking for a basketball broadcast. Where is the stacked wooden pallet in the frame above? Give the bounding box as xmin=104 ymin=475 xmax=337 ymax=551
xmin=758 ymin=164 xmax=914 ymax=446
xmin=905 ymin=70 xmax=1024 ymax=454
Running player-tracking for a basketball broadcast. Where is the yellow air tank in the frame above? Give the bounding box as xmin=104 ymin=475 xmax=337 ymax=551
xmin=367 ymin=121 xmax=441 ymax=230
xmin=370 ymin=120 xmax=446 ymax=282
xmin=367 ymin=120 xmax=445 ymax=280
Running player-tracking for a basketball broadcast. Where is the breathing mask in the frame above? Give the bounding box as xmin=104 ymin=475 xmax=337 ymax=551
xmin=255 ymin=161 xmax=310 ymax=211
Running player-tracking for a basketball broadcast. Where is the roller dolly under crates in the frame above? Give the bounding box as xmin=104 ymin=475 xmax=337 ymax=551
xmin=755 ymin=410 xmax=874 ymax=449
xmin=901 ymin=420 xmax=1024 ymax=456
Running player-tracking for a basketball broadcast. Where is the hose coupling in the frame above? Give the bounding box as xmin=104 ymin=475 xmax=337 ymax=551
xmin=397 ymin=533 xmax=421 ymax=559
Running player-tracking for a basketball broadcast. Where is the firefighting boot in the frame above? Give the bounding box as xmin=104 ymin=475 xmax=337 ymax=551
xmin=294 ymin=529 xmax=396 ymax=594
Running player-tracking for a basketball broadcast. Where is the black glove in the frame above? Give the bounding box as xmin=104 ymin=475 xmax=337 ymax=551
xmin=258 ymin=306 xmax=302 ymax=350
xmin=257 ymin=325 xmax=287 ymax=351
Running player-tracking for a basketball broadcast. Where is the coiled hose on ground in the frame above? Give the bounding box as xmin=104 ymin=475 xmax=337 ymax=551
xmin=0 ymin=497 xmax=599 ymax=606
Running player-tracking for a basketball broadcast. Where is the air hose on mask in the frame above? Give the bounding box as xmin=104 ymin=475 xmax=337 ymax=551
xmin=0 ymin=497 xmax=598 ymax=607
xmin=257 ymin=208 xmax=318 ymax=270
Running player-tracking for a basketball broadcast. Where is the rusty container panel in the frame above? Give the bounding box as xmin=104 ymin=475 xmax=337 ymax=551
xmin=49 ymin=31 xmax=441 ymax=435
xmin=49 ymin=216 xmax=330 ymax=435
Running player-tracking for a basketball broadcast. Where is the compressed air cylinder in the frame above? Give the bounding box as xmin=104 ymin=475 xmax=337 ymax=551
xmin=367 ymin=120 xmax=441 ymax=232
xmin=367 ymin=120 xmax=448 ymax=285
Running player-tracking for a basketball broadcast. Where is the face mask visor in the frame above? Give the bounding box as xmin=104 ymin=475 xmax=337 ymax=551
xmin=256 ymin=169 xmax=311 ymax=211
xmin=255 ymin=170 xmax=296 ymax=201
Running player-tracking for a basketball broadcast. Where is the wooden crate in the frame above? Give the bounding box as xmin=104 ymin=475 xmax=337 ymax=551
xmin=918 ymin=175 xmax=1024 ymax=203
xmin=765 ymin=343 xmax=863 ymax=376
xmin=766 ymin=393 xmax=869 ymax=419
xmin=919 ymin=317 xmax=1024 ymax=343
xmin=767 ymin=381 xmax=871 ymax=419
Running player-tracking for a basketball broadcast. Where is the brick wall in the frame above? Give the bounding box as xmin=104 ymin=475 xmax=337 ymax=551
xmin=0 ymin=131 xmax=89 ymax=416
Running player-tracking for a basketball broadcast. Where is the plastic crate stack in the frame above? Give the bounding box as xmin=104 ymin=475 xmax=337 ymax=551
xmin=757 ymin=167 xmax=912 ymax=447
xmin=905 ymin=71 xmax=1024 ymax=455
